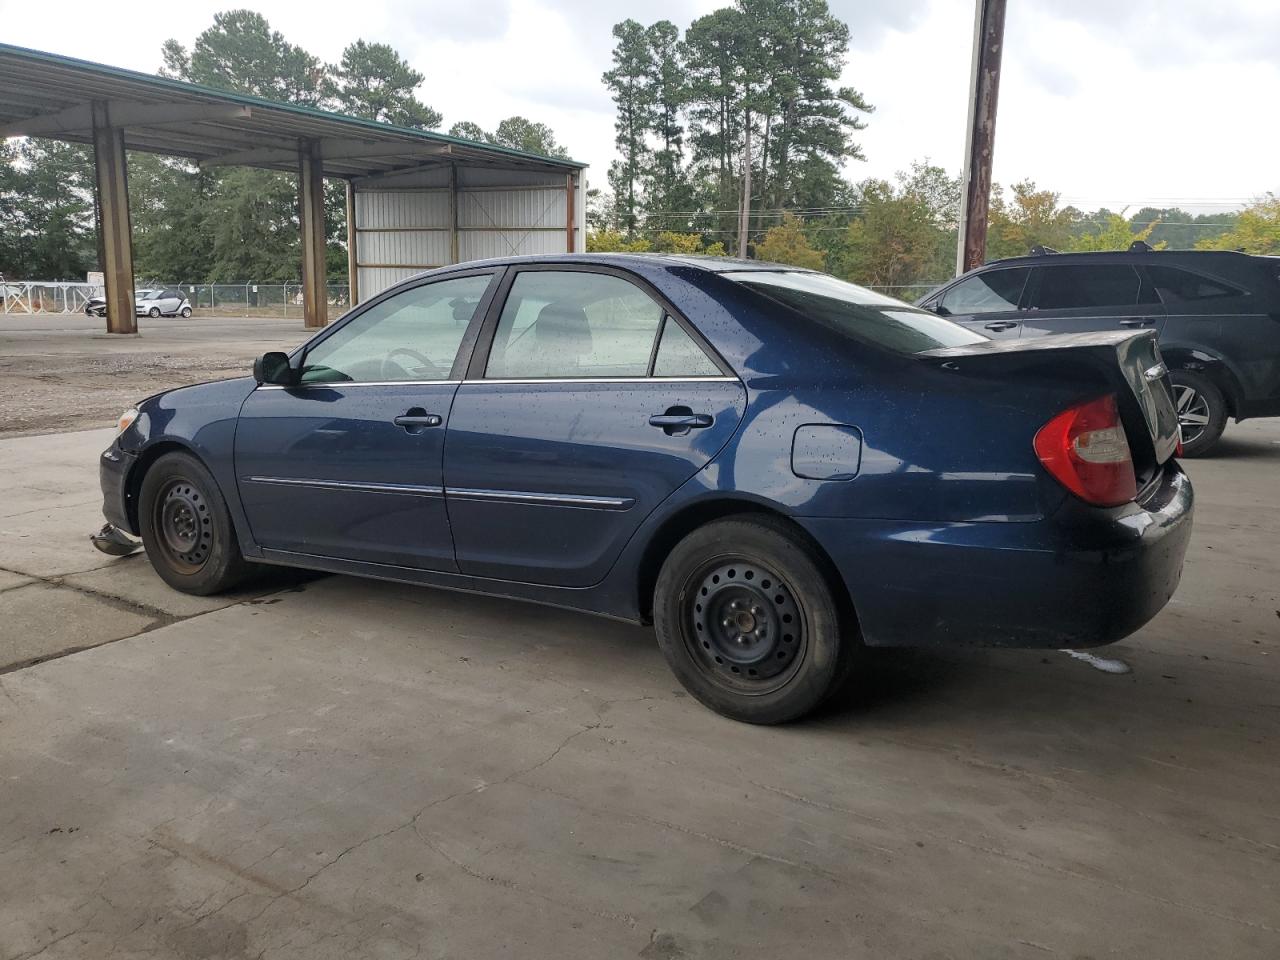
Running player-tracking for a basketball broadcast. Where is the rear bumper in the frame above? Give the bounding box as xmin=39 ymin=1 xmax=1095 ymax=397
xmin=99 ymin=442 xmax=137 ymax=534
xmin=799 ymin=462 xmax=1194 ymax=649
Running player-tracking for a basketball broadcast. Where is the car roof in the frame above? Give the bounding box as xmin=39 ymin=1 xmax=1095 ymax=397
xmin=981 ymin=249 xmax=1262 ymax=269
xmin=429 ymin=252 xmax=816 ymax=274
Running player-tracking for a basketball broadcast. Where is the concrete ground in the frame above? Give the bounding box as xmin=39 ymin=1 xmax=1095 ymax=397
xmin=0 ymin=313 xmax=310 ymax=438
xmin=0 ymin=418 xmax=1278 ymax=957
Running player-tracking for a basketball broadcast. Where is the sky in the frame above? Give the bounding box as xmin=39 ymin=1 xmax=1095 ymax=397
xmin=2 ymin=0 xmax=1277 ymax=214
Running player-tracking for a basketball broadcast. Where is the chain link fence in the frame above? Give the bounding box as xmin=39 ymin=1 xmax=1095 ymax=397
xmin=2 ymin=279 xmax=348 ymax=317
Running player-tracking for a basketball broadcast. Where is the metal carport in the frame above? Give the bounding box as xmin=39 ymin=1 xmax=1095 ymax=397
xmin=0 ymin=43 xmax=586 ymax=333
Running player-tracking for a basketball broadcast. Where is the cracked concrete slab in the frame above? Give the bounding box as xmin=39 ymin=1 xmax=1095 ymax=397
xmin=0 ymin=580 xmax=158 ymax=671
xmin=0 ymin=411 xmax=1277 ymax=957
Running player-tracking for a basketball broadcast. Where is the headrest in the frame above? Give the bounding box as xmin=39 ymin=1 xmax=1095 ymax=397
xmin=534 ymin=301 xmax=592 ymax=357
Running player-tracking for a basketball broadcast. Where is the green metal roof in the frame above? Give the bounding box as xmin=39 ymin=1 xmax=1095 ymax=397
xmin=0 ymin=42 xmax=586 ymax=177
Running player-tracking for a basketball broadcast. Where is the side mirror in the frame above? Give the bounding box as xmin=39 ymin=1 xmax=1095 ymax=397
xmin=253 ymin=351 xmax=296 ymax=386
xmin=930 ymin=302 xmax=950 ymax=316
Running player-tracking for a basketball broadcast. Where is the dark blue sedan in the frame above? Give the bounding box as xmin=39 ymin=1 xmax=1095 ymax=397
xmin=97 ymin=255 xmax=1193 ymax=723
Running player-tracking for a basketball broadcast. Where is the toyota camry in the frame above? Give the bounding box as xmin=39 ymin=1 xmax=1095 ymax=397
xmin=95 ymin=254 xmax=1193 ymax=723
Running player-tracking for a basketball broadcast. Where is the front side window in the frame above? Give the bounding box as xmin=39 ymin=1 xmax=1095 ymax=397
xmin=486 ymin=271 xmax=666 ymax=378
xmin=725 ymin=270 xmax=985 ymax=353
xmin=300 ymin=273 xmax=492 ymax=384
xmin=1033 ymin=264 xmax=1150 ymax=310
xmin=939 ymin=268 xmax=1030 ymax=315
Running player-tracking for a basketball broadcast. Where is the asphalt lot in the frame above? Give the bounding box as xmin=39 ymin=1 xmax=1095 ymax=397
xmin=0 ymin=321 xmax=1278 ymax=957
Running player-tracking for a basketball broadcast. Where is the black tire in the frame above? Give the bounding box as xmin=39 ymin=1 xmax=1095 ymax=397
xmin=653 ymin=516 xmax=856 ymax=724
xmin=148 ymin=306 xmax=160 ymax=317
xmin=181 ymin=306 xmax=192 ymax=318
xmin=138 ymin=451 xmax=249 ymax=595
xmin=1169 ymin=370 xmax=1227 ymax=457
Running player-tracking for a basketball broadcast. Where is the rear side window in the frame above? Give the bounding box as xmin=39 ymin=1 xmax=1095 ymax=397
xmin=486 ymin=271 xmax=665 ymax=378
xmin=939 ymin=268 xmax=1030 ymax=315
xmin=1033 ymin=264 xmax=1153 ymax=310
xmin=1146 ymin=265 xmax=1244 ymax=302
xmin=724 ymin=271 xmax=984 ymax=353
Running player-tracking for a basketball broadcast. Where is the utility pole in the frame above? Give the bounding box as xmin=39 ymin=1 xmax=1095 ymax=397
xmin=955 ymin=0 xmax=1007 ymax=275
xmin=738 ymin=111 xmax=752 ymax=259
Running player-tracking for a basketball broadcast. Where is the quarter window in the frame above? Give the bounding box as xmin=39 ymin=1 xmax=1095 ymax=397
xmin=299 ymin=273 xmax=492 ymax=384
xmin=653 ymin=317 xmax=721 ymax=377
xmin=1146 ymin=265 xmax=1244 ymax=302
xmin=1033 ymin=264 xmax=1150 ymax=310
xmin=486 ymin=271 xmax=666 ymax=379
xmin=939 ymin=268 xmax=1029 ymax=315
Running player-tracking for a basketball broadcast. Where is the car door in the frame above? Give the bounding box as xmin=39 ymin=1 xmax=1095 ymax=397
xmin=1019 ymin=263 xmax=1165 ymax=338
xmin=234 ymin=270 xmax=499 ymax=569
xmin=931 ymin=266 xmax=1031 ymax=339
xmin=444 ymin=266 xmax=746 ymax=587
xmin=159 ymin=288 xmax=181 ymax=314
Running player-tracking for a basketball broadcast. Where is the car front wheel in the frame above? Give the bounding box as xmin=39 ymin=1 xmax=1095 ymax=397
xmin=653 ymin=515 xmax=855 ymax=724
xmin=138 ymin=452 xmax=249 ymax=595
xmin=1170 ymin=370 xmax=1227 ymax=457
xmin=148 ymin=307 xmax=161 ymax=317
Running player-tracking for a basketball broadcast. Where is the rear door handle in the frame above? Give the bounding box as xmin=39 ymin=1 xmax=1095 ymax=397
xmin=983 ymin=320 xmax=1019 ymax=331
xmin=649 ymin=413 xmax=713 ymax=430
xmin=1120 ymin=318 xmax=1154 ymax=328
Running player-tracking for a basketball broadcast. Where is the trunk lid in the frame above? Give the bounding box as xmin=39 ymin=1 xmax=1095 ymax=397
xmin=918 ymin=330 xmax=1181 ymax=480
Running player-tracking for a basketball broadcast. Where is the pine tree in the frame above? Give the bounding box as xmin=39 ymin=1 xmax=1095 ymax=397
xmin=603 ymin=20 xmax=656 ymax=234
xmin=327 ymin=41 xmax=442 ymax=128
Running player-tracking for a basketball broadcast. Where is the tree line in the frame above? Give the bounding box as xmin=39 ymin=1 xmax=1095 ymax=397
xmin=0 ymin=9 xmax=568 ymax=284
xmin=2 ymin=2 xmax=1276 ymax=288
xmin=590 ymin=0 xmax=1276 ymax=285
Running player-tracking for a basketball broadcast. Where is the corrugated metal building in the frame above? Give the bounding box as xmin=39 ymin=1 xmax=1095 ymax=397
xmin=353 ymin=167 xmax=584 ymax=297
xmin=0 ymin=42 xmax=588 ymax=333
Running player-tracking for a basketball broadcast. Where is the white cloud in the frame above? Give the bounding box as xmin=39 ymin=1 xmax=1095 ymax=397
xmin=0 ymin=0 xmax=1274 ymax=209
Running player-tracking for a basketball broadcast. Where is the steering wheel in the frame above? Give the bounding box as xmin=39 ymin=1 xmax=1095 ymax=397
xmin=381 ymin=347 xmax=442 ymax=381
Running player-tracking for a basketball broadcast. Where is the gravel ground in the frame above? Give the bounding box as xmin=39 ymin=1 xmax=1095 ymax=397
xmin=0 ymin=314 xmax=310 ymax=438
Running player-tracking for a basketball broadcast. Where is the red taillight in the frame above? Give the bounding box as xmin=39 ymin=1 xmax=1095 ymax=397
xmin=1034 ymin=394 xmax=1137 ymax=507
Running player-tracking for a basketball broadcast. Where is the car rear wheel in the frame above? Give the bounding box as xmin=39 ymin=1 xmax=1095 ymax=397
xmin=138 ymin=452 xmax=249 ymax=595
xmin=653 ymin=516 xmax=855 ymax=724
xmin=180 ymin=306 xmax=192 ymax=318
xmin=1169 ymin=370 xmax=1226 ymax=457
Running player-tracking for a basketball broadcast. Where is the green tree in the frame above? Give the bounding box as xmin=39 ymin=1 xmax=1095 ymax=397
xmin=492 ymin=117 xmax=569 ymax=158
xmin=1195 ymin=195 xmax=1280 ymax=254
xmin=165 ymin=9 xmax=326 ymax=105
xmin=0 ymin=139 xmax=96 ymax=279
xmin=585 ymin=229 xmax=652 ymax=252
xmin=327 ymin=40 xmax=442 ymax=128
xmin=603 ymin=19 xmax=656 ymax=232
xmin=129 ymin=154 xmax=214 ymax=282
xmin=986 ymin=181 xmax=1080 ymax=260
xmin=755 ymin=213 xmax=825 ymax=269
xmin=1068 ymin=214 xmax=1162 ymax=252
xmin=448 ymin=121 xmax=490 ymax=143
xmin=641 ymin=21 xmax=692 ymax=224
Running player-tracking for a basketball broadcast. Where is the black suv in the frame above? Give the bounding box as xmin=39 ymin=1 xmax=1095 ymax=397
xmin=917 ymin=248 xmax=1280 ymax=455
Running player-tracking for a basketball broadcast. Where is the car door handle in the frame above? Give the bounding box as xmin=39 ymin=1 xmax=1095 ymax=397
xmin=983 ymin=320 xmax=1019 ymax=331
xmin=394 ymin=409 xmax=442 ymax=432
xmin=649 ymin=413 xmax=713 ymax=430
xmin=1120 ymin=318 xmax=1154 ymax=327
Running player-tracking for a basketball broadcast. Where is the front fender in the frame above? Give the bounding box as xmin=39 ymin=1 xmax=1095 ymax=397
xmin=117 ymin=377 xmax=258 ymax=555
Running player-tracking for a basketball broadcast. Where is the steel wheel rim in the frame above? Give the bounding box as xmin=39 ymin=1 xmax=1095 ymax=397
xmin=152 ymin=479 xmax=213 ymax=573
xmin=1173 ymin=384 xmax=1211 ymax=443
xmin=685 ymin=558 xmax=806 ymax=694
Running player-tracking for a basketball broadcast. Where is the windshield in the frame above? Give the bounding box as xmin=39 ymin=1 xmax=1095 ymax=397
xmin=723 ymin=271 xmax=985 ymax=354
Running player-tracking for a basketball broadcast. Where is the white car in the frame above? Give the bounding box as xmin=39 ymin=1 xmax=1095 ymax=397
xmin=135 ymin=287 xmax=192 ymax=318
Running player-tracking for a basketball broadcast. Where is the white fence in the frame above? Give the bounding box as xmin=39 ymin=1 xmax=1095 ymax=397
xmin=1 ymin=280 xmax=349 ymax=318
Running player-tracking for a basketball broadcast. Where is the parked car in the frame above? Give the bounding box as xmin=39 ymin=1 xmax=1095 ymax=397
xmin=94 ymin=254 xmax=1192 ymax=723
xmin=85 ymin=287 xmax=193 ymax=319
xmin=917 ymin=247 xmax=1280 ymax=455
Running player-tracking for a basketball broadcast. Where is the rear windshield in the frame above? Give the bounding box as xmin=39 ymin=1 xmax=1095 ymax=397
xmin=723 ymin=271 xmax=985 ymax=353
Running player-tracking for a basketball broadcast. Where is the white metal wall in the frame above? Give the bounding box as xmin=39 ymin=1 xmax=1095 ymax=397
xmin=351 ymin=166 xmax=585 ymax=300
